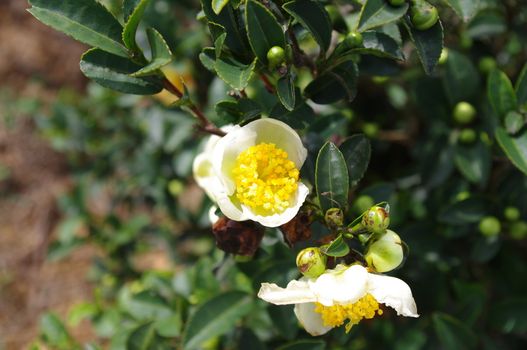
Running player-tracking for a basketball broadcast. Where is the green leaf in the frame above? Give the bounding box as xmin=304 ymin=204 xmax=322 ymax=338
xmin=40 ymin=313 xmax=76 ymax=350
xmin=437 ymin=197 xmax=488 ymax=225
xmin=488 ymin=69 xmax=517 ymax=118
xmin=283 ymin=0 xmax=332 ymax=53
xmin=405 ymin=19 xmax=444 ymax=75
xmin=126 ymin=323 xmax=165 ymax=350
xmin=245 ymin=0 xmax=286 ymax=64
xmin=199 ymin=47 xmax=216 ymax=72
xmin=466 ymin=12 xmax=506 ymax=39
xmin=504 ymin=111 xmax=524 ymax=135
xmin=182 ymin=291 xmax=253 ymax=350
xmin=28 ymin=0 xmax=128 ymax=57
xmin=515 ymin=63 xmax=527 ymax=106
xmin=355 ymin=31 xmax=405 ymax=61
xmin=154 ymin=314 xmax=182 ymax=338
xmin=432 ymin=313 xmax=477 ymax=350
xmin=215 ymin=99 xmax=262 ymax=124
xmin=442 ymin=50 xmax=480 ymax=103
xmin=212 ymin=0 xmax=230 ymax=15
xmin=131 ymin=28 xmax=173 ymax=77
xmin=80 ymin=48 xmax=163 ymax=95
xmin=305 ymin=59 xmax=358 ymax=104
xmin=340 ymin=134 xmax=371 ymax=186
xmin=277 ymin=340 xmax=326 ymax=350
xmin=357 ymin=0 xmax=409 ymax=32
xmin=444 ymin=0 xmax=480 ymax=22
xmin=321 ymin=235 xmax=350 ymax=257
xmin=267 ymin=305 xmax=298 ymax=340
xmin=490 ymin=298 xmax=527 ymax=334
xmin=316 ymin=142 xmax=349 ymax=212
xmin=495 ymin=128 xmax=527 ymax=176
xmin=120 ymin=290 xmax=173 ymax=321
xmin=453 ymin=142 xmax=491 ymax=186
xmin=277 ymin=74 xmax=296 ymax=111
xmin=239 ymin=328 xmax=266 ymax=350
xmin=214 ymin=55 xmax=258 ymax=90
xmin=122 ymin=0 xmax=152 ymax=51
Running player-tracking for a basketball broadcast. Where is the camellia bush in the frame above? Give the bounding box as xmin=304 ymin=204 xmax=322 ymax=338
xmin=25 ymin=0 xmax=527 ymax=349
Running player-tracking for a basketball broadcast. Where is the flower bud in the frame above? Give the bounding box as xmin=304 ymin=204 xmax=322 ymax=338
xmin=325 ymin=208 xmax=344 ymax=229
xmin=510 ymin=221 xmax=527 ymax=240
xmin=453 ymin=101 xmax=476 ymax=125
xmin=296 ymin=247 xmax=327 ymax=278
xmin=365 ymin=230 xmax=404 ymax=273
xmin=346 ymin=31 xmax=363 ymax=48
xmin=362 ymin=206 xmax=390 ymax=233
xmin=458 ymin=128 xmax=477 ymax=144
xmin=353 ymin=195 xmax=374 ymax=214
xmin=267 ymin=46 xmax=286 ymax=69
xmin=410 ymin=1 xmax=439 ymax=31
xmin=504 ymin=206 xmax=520 ymax=222
xmin=478 ymin=216 xmax=501 ymax=237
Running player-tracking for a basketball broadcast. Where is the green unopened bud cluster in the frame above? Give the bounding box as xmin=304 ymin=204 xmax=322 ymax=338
xmin=325 ymin=208 xmax=344 ymax=229
xmin=267 ymin=46 xmax=286 ymax=70
xmin=296 ymin=247 xmax=327 ymax=278
xmin=365 ymin=230 xmax=404 ymax=273
xmin=410 ymin=0 xmax=439 ymax=31
xmin=362 ymin=206 xmax=390 ymax=234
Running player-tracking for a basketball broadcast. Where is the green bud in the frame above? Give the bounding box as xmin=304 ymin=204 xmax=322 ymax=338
xmin=458 ymin=128 xmax=477 ymax=144
xmin=479 ymin=216 xmax=501 ymax=237
xmin=453 ymin=101 xmax=476 ymax=124
xmin=346 ymin=31 xmax=363 ymax=48
xmin=479 ymin=56 xmax=497 ymax=74
xmin=410 ymin=1 xmax=439 ymax=31
xmin=510 ymin=221 xmax=527 ymax=240
xmin=325 ymin=208 xmax=344 ymax=228
xmin=372 ymin=76 xmax=389 ymax=84
xmin=354 ymin=195 xmax=375 ymax=214
xmin=267 ymin=46 xmax=286 ymax=69
xmin=456 ymin=191 xmax=470 ymax=201
xmin=365 ymin=230 xmax=404 ymax=273
xmin=438 ymin=48 xmax=449 ymax=65
xmin=362 ymin=122 xmax=380 ymax=138
xmin=504 ymin=206 xmax=520 ymax=222
xmin=362 ymin=206 xmax=390 ymax=233
xmin=296 ymin=247 xmax=327 ymax=278
xmin=388 ymin=0 xmax=406 ymax=6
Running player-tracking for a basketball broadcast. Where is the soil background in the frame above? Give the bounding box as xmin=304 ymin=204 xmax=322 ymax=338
xmin=0 ymin=1 xmax=97 ymax=348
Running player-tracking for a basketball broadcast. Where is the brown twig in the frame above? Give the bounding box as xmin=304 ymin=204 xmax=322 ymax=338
xmin=260 ymin=74 xmax=275 ymax=94
xmin=287 ymin=27 xmax=317 ymax=76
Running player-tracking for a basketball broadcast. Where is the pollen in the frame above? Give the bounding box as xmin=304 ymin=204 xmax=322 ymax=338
xmin=232 ymin=143 xmax=299 ymax=214
xmin=314 ymin=294 xmax=383 ymax=333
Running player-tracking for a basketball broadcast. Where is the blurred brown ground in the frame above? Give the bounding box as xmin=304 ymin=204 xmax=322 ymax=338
xmin=0 ymin=1 xmax=97 ymax=348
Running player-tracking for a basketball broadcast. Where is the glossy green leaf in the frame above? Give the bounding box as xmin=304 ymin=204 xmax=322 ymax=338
xmin=214 ymin=55 xmax=257 ymax=90
xmin=277 ymin=340 xmax=326 ymax=350
xmin=199 ymin=47 xmax=216 ymax=72
xmin=245 ymin=0 xmax=286 ymax=64
xmin=490 ymin=298 xmax=527 ymax=334
xmin=357 ymin=0 xmax=409 ymax=32
xmin=316 ymin=142 xmax=349 ymax=212
xmin=122 ymin=0 xmax=152 ymax=51
xmin=405 ymin=19 xmax=444 ymax=75
xmin=515 ymin=63 xmax=527 ymax=106
xmin=305 ymin=59 xmax=358 ymax=104
xmin=215 ymin=99 xmax=261 ymax=124
xmin=444 ymin=0 xmax=480 ymax=22
xmin=283 ymin=0 xmax=332 ymax=53
xmin=80 ymin=48 xmax=163 ymax=95
xmin=277 ymin=74 xmax=296 ymax=111
xmin=443 ymin=50 xmax=480 ymax=103
xmin=182 ymin=291 xmax=253 ymax=350
xmin=355 ymin=31 xmax=405 ymax=61
xmin=340 ymin=134 xmax=371 ymax=186
xmin=131 ymin=28 xmax=173 ymax=77
xmin=432 ymin=313 xmax=477 ymax=350
xmin=454 ymin=142 xmax=491 ymax=186
xmin=438 ymin=197 xmax=488 ymax=225
xmin=212 ymin=0 xmax=230 ymax=15
xmin=488 ymin=70 xmax=517 ymax=118
xmin=321 ymin=235 xmax=350 ymax=257
xmin=267 ymin=305 xmax=298 ymax=340
xmin=466 ymin=12 xmax=506 ymax=39
xmin=495 ymin=128 xmax=527 ymax=176
xmin=504 ymin=111 xmax=524 ymax=135
xmin=28 ymin=0 xmax=128 ymax=57
xmin=120 ymin=290 xmax=173 ymax=321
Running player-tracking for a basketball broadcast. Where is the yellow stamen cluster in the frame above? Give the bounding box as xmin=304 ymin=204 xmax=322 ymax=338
xmin=314 ymin=294 xmax=383 ymax=333
xmin=232 ymin=143 xmax=299 ymax=214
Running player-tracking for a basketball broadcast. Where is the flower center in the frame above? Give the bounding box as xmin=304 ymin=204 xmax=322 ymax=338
xmin=232 ymin=143 xmax=299 ymax=214
xmin=314 ymin=294 xmax=383 ymax=333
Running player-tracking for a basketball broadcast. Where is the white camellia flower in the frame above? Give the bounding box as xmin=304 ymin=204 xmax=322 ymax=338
xmin=258 ymin=264 xmax=418 ymax=336
xmin=193 ymin=118 xmax=309 ymax=227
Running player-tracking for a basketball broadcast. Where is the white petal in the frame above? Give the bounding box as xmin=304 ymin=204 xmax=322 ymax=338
xmin=245 ymin=182 xmax=310 ymax=227
xmin=193 ymin=153 xmax=222 ymax=201
xmin=294 ymin=303 xmax=332 ymax=336
xmin=310 ymin=264 xmax=368 ymax=306
xmin=215 ymin=192 xmax=248 ymax=222
xmin=208 ymin=205 xmax=220 ymax=225
xmin=244 ymin=118 xmax=307 ymax=169
xmin=367 ymin=273 xmax=419 ymax=317
xmin=257 ymin=280 xmax=317 ymax=305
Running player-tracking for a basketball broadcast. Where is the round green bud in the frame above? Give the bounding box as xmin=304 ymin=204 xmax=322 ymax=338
xmin=325 ymin=208 xmax=344 ymax=228
xmin=456 ymin=191 xmax=470 ymax=201
xmin=438 ymin=48 xmax=449 ymax=65
xmin=388 ymin=0 xmax=406 ymax=6
xmin=479 ymin=56 xmax=497 ymax=74
xmin=362 ymin=206 xmax=390 ymax=234
xmin=346 ymin=31 xmax=363 ymax=48
xmin=363 ymin=122 xmax=380 ymax=138
xmin=459 ymin=128 xmax=477 ymax=144
xmin=480 ymin=131 xmax=492 ymax=146
xmin=510 ymin=221 xmax=527 ymax=240
xmin=410 ymin=2 xmax=439 ymax=31
xmin=479 ymin=216 xmax=501 ymax=237
xmin=460 ymin=34 xmax=473 ymax=49
xmin=504 ymin=206 xmax=521 ymax=222
xmin=354 ymin=195 xmax=375 ymax=214
xmin=267 ymin=46 xmax=286 ymax=69
xmin=296 ymin=247 xmax=327 ymax=278
xmin=365 ymin=230 xmax=404 ymax=273
xmin=453 ymin=101 xmax=476 ymax=125
xmin=168 ymin=179 xmax=184 ymax=196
